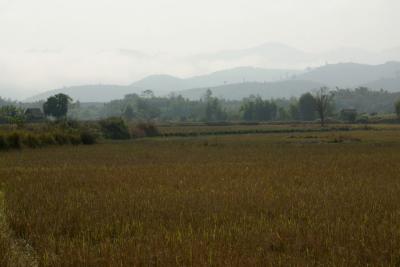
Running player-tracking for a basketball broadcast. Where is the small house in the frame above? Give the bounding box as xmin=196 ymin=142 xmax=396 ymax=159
xmin=25 ymin=108 xmax=45 ymax=122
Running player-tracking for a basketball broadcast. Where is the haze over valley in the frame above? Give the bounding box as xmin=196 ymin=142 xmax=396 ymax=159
xmin=1 ymin=0 xmax=400 ymax=100
xmin=25 ymin=60 xmax=400 ymax=102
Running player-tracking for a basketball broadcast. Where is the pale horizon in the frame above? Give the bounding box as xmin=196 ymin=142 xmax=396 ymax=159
xmin=1 ymin=0 xmax=400 ymax=99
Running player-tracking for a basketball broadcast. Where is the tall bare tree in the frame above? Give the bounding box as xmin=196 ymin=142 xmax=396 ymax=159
xmin=314 ymin=87 xmax=333 ymax=127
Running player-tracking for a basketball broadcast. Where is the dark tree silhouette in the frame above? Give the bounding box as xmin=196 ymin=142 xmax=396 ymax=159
xmin=395 ymin=99 xmax=400 ymax=120
xmin=123 ymin=105 xmax=136 ymax=120
xmin=240 ymin=96 xmax=277 ymax=121
xmin=314 ymin=87 xmax=333 ymax=127
xmin=43 ymin=94 xmax=72 ymax=119
xmin=298 ymin=93 xmax=317 ymax=121
xmin=203 ymin=90 xmax=227 ymax=121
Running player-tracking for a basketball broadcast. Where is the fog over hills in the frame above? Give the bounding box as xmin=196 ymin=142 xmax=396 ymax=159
xmin=129 ymin=67 xmax=301 ymax=93
xmin=362 ymin=77 xmax=400 ymax=92
xmin=192 ymin=43 xmax=311 ymax=69
xmin=24 ymin=61 xmax=400 ymax=102
xmin=4 ymin=43 xmax=400 ymax=100
xmin=295 ymin=61 xmax=400 ymax=88
xmin=25 ymin=67 xmax=300 ymax=102
xmin=187 ymin=67 xmax=301 ymax=88
xmin=25 ymin=85 xmax=142 ymax=103
xmin=191 ymin=43 xmax=400 ymax=69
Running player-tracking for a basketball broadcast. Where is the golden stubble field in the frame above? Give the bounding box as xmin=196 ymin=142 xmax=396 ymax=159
xmin=1 ymin=129 xmax=400 ymax=266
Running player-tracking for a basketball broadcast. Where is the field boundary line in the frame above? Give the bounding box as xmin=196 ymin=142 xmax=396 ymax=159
xmin=159 ymin=126 xmax=370 ymax=138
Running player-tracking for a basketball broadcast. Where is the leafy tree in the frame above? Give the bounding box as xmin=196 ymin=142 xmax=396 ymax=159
xmin=43 ymin=94 xmax=72 ymax=119
xmin=298 ymin=93 xmax=316 ymax=121
xmin=123 ymin=105 xmax=136 ymax=121
xmin=0 ymin=97 xmax=7 ymax=107
xmin=0 ymin=105 xmax=25 ymax=124
xmin=241 ymin=101 xmax=255 ymax=121
xmin=277 ymin=106 xmax=290 ymax=121
xmin=204 ymin=90 xmax=227 ymax=121
xmin=136 ymin=98 xmax=160 ymax=120
xmin=340 ymin=109 xmax=357 ymax=123
xmin=205 ymin=99 xmax=226 ymax=121
xmin=240 ymin=96 xmax=277 ymax=121
xmin=141 ymin=90 xmax=155 ymax=98
xmin=0 ymin=105 xmax=20 ymax=117
xmin=395 ymin=99 xmax=400 ymax=119
xmin=99 ymin=117 xmax=130 ymax=139
xmin=333 ymin=87 xmax=394 ymax=114
xmin=289 ymin=102 xmax=300 ymax=120
xmin=203 ymin=89 xmax=213 ymax=102
xmin=314 ymin=87 xmax=334 ymax=127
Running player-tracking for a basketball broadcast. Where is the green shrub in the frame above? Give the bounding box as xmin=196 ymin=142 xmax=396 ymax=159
xmin=340 ymin=109 xmax=357 ymax=123
xmin=57 ymin=119 xmax=81 ymax=129
xmin=23 ymin=134 xmax=41 ymax=148
xmin=53 ymin=132 xmax=70 ymax=145
xmin=356 ymin=115 xmax=369 ymax=124
xmin=99 ymin=117 xmax=130 ymax=140
xmin=136 ymin=122 xmax=160 ymax=137
xmin=131 ymin=127 xmax=146 ymax=138
xmin=38 ymin=133 xmax=57 ymax=146
xmin=0 ymin=127 xmax=97 ymax=151
xmin=0 ymin=135 xmax=8 ymax=150
xmin=68 ymin=134 xmax=82 ymax=145
xmin=80 ymin=131 xmax=97 ymax=145
xmin=7 ymin=132 xmax=21 ymax=149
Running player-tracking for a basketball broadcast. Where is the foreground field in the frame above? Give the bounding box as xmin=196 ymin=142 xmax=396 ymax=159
xmin=1 ymin=129 xmax=400 ymax=266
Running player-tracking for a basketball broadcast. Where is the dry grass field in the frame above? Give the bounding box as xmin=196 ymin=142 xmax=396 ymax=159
xmin=157 ymin=123 xmax=345 ymax=136
xmin=1 ymin=127 xmax=400 ymax=266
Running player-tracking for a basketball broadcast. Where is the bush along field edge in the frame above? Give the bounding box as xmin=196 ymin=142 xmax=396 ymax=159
xmin=0 ymin=119 xmax=161 ymax=151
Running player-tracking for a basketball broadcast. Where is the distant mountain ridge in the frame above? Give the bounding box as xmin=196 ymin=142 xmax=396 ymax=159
xmin=26 ymin=85 xmax=141 ymax=103
xmin=191 ymin=43 xmax=400 ymax=68
xmin=296 ymin=61 xmax=400 ymax=88
xmin=362 ymin=77 xmax=400 ymax=92
xmin=6 ymin=42 xmax=400 ymax=100
xmin=24 ymin=62 xmax=400 ymax=102
xmin=25 ymin=67 xmax=300 ymax=102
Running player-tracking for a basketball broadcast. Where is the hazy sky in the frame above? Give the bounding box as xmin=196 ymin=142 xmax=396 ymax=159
xmin=1 ymin=0 xmax=400 ymax=99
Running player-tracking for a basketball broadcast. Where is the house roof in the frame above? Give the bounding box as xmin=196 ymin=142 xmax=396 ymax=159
xmin=25 ymin=108 xmax=44 ymax=117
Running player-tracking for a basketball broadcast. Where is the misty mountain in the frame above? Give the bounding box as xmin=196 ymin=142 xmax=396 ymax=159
xmin=193 ymin=43 xmax=312 ymax=69
xmin=0 ymin=83 xmax=22 ymax=100
xmin=199 ymin=43 xmax=310 ymax=61
xmin=25 ymin=67 xmax=300 ymax=102
xmin=362 ymin=77 xmax=400 ymax=92
xmin=24 ymin=62 xmax=400 ymax=103
xmin=317 ymin=47 xmax=383 ymax=65
xmin=130 ymin=67 xmax=300 ymax=92
xmin=25 ymin=85 xmax=142 ymax=103
xmin=176 ymin=80 xmax=325 ymax=100
xmin=131 ymin=75 xmax=187 ymax=93
xmin=296 ymin=62 xmax=400 ymax=88
xmin=382 ymin=47 xmax=400 ymax=62
xmin=6 ymin=43 xmax=400 ymax=101
xmin=193 ymin=43 xmax=400 ymax=69
xmin=187 ymin=67 xmax=301 ymax=87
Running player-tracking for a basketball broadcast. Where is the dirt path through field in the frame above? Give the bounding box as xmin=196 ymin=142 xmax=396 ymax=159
xmin=0 ymin=191 xmax=38 ymax=267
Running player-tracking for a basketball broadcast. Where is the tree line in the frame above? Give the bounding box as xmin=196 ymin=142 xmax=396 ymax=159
xmin=2 ymin=87 xmax=400 ymax=125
